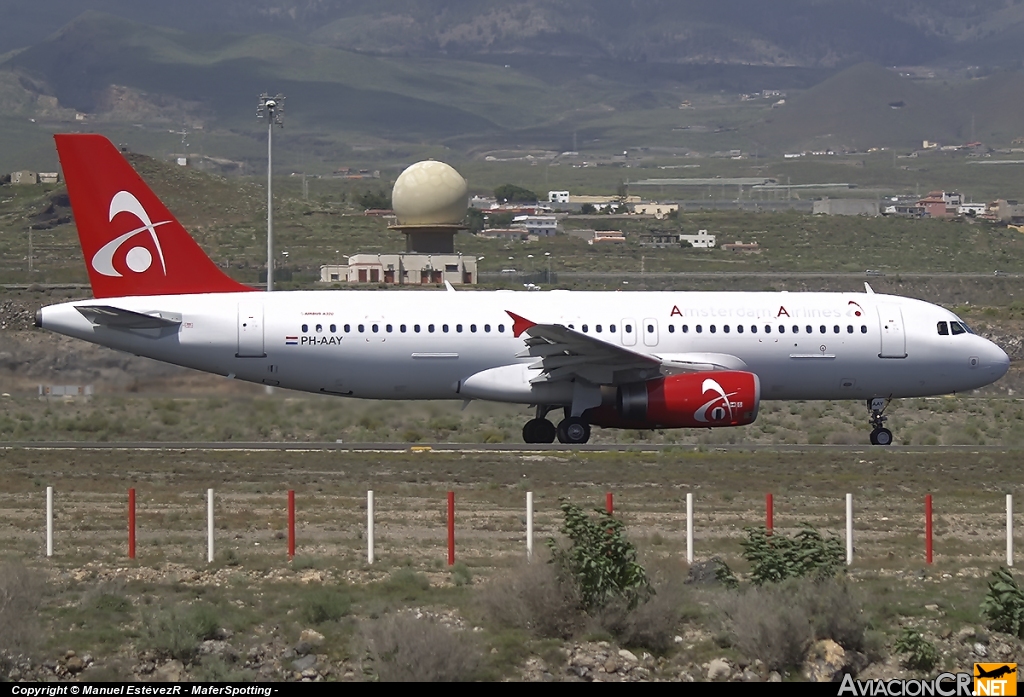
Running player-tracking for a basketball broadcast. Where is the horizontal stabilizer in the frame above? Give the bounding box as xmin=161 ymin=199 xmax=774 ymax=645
xmin=76 ymin=305 xmax=181 ymax=329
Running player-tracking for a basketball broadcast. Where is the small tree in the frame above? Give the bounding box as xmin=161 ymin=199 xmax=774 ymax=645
xmin=740 ymin=525 xmax=845 ymax=585
xmin=981 ymin=566 xmax=1024 ymax=638
xmin=357 ymin=189 xmax=391 ymax=210
xmin=546 ymin=499 xmax=652 ymax=612
xmin=494 ymin=184 xmax=538 ymax=203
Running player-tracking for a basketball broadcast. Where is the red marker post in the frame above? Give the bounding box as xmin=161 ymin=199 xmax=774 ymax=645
xmin=606 ymin=492 xmax=614 ymax=515
xmin=447 ymin=491 xmax=455 ymax=566
xmin=925 ymin=494 xmax=933 ymax=564
xmin=128 ymin=488 xmax=136 ymax=560
xmin=288 ymin=490 xmax=295 ymax=560
xmin=766 ymin=493 xmax=774 ymax=536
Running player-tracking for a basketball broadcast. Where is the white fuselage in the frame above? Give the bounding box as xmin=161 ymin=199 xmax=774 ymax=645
xmin=38 ymin=289 xmax=1009 ymax=404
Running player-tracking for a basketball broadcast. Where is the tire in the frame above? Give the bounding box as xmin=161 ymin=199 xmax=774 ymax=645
xmin=874 ymin=428 xmax=893 ymax=446
xmin=556 ymin=417 xmax=591 ymax=444
xmin=523 ymin=418 xmax=556 ymax=444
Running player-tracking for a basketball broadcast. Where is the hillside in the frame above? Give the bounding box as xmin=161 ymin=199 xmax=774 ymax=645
xmin=4 ymin=1 xmax=1024 ymax=69
xmin=752 ymin=62 xmax=1024 ymax=151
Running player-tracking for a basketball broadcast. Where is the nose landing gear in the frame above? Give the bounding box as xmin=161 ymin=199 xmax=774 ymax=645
xmin=867 ymin=397 xmax=893 ymax=446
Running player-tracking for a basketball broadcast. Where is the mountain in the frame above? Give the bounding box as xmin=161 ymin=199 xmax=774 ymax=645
xmin=751 ymin=62 xmax=1024 ymax=151
xmin=3 ymin=1 xmax=1024 ymax=69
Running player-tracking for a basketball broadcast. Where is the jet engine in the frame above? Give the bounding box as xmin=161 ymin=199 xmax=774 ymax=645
xmin=585 ymin=371 xmax=761 ymax=429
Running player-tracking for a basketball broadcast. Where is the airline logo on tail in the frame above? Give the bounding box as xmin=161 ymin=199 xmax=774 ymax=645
xmin=92 ymin=191 xmax=171 ymax=277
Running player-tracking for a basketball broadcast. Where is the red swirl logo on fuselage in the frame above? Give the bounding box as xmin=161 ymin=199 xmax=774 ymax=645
xmin=91 ymin=191 xmax=171 ymax=278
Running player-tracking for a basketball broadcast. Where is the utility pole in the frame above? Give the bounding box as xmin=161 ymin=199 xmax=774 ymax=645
xmin=257 ymin=93 xmax=285 ymax=291
xmin=28 ymin=227 xmax=33 ymax=276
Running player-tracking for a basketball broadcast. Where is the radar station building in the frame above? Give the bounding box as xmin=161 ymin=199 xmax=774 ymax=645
xmin=320 ymin=159 xmax=478 ymax=285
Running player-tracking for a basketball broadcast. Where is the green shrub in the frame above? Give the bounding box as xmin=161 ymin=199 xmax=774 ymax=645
xmin=300 ymin=587 xmax=351 ymax=624
xmin=547 ymin=499 xmax=652 ymax=612
xmin=740 ymin=525 xmax=845 ymax=585
xmin=981 ymin=566 xmax=1024 ymax=638
xmin=141 ymin=604 xmax=221 ymax=661
xmin=893 ymin=628 xmax=939 ymax=671
xmin=450 ymin=562 xmax=472 ymax=587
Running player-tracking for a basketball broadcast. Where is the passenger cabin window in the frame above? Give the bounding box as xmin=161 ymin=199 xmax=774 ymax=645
xmin=950 ymin=321 xmax=966 ymax=335
xmin=498 ymin=324 xmax=505 ymax=333
xmin=330 ymin=324 xmax=336 ymax=333
xmin=696 ymin=325 xmax=703 ymax=334
xmin=723 ymin=325 xmax=730 ymax=333
xmin=344 ymin=324 xmax=350 ymax=333
xmin=414 ymin=324 xmax=421 ymax=333
xmin=805 ymin=325 xmax=812 ymax=334
xmin=302 ymin=324 xmax=308 ymax=333
xmin=316 ymin=324 xmax=323 ymax=333
xmin=625 ymin=324 xmax=632 ymax=333
xmin=682 ymin=325 xmax=689 ymax=333
xmin=596 ymin=325 xmax=603 ymax=333
xmin=710 ymin=325 xmax=716 ymax=334
xmin=668 ymin=325 xmax=675 ymax=333
xmin=861 ymin=325 xmax=867 ymax=333
xmin=820 ymin=325 xmax=826 ymax=334
xmin=609 ymin=324 xmax=616 ymax=333
xmin=737 ymin=325 xmax=744 ymax=334
xmin=484 ymin=324 xmax=491 ymax=333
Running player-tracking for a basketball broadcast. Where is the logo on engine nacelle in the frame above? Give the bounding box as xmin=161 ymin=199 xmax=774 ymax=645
xmin=694 ymin=378 xmax=741 ymax=423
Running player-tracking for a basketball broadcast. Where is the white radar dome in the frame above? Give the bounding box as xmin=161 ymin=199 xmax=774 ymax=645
xmin=391 ymin=160 xmax=468 ymax=226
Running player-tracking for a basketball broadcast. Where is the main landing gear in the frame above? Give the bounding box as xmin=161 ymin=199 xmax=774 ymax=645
xmin=522 ymin=407 xmax=591 ymax=444
xmin=867 ymin=397 xmax=893 ymax=446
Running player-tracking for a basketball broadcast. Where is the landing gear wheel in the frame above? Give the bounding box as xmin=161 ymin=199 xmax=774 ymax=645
xmin=870 ymin=428 xmax=893 ymax=446
xmin=866 ymin=397 xmax=894 ymax=446
xmin=523 ymin=418 xmax=556 ymax=444
xmin=556 ymin=417 xmax=591 ymax=444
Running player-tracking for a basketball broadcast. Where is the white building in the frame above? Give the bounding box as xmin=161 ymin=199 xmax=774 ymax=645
xmin=632 ymin=203 xmax=679 ymax=219
xmin=679 ymin=229 xmax=716 ymax=249
xmin=320 ymin=253 xmax=477 ymax=285
xmin=512 ymin=214 xmax=558 ymax=237
xmin=548 ymin=190 xmax=569 ymax=203
xmin=958 ymin=203 xmax=986 ymax=216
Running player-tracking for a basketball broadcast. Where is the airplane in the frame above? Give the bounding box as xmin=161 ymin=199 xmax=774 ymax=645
xmin=36 ymin=134 xmax=1010 ymax=445
xmin=975 ymin=665 xmax=1016 ymax=680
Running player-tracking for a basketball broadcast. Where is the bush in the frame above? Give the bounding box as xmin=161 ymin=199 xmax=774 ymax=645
xmin=741 ymin=525 xmax=845 ymax=585
xmin=893 ymin=629 xmax=939 ymax=671
xmin=794 ymin=578 xmax=868 ymax=652
xmin=981 ymin=566 xmax=1024 ymax=638
xmin=547 ymin=499 xmax=652 ymax=612
xmin=360 ymin=614 xmax=481 ymax=682
xmin=716 ymin=584 xmax=813 ymax=671
xmin=141 ymin=604 xmax=221 ymax=661
xmin=300 ymin=587 xmax=352 ymax=625
xmin=0 ymin=563 xmax=43 ymax=674
xmin=478 ymin=558 xmax=583 ymax=639
xmin=595 ymin=581 xmax=684 ymax=653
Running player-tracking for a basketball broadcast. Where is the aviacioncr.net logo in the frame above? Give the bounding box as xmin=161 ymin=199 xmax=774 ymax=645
xmin=91 ymin=191 xmax=171 ymax=277
xmin=694 ymin=378 xmax=739 ymax=423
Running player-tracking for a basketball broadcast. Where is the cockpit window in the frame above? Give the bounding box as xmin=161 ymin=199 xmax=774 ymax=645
xmin=937 ymin=321 xmax=949 ymax=336
xmin=950 ymin=321 xmax=966 ymax=335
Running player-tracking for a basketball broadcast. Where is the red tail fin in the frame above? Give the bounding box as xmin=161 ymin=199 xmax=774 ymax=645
xmin=55 ymin=134 xmax=253 ymax=298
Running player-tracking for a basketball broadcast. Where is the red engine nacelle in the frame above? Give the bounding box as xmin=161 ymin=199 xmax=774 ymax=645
xmin=585 ymin=371 xmax=761 ymax=429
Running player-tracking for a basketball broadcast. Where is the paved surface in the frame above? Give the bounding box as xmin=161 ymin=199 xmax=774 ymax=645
xmin=2 ymin=441 xmax=1020 ymax=453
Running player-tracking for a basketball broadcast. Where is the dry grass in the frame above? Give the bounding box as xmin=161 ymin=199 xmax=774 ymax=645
xmin=358 ymin=614 xmax=483 ymax=682
xmin=0 ymin=562 xmax=43 ymax=672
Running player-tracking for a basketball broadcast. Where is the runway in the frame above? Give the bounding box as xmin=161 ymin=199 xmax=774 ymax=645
xmin=1 ymin=441 xmax=1020 ymax=453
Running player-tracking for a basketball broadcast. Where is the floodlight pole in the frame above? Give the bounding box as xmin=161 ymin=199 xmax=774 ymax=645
xmin=257 ymin=94 xmax=285 ymax=291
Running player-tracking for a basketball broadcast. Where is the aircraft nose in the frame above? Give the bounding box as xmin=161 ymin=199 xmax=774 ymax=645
xmin=983 ymin=340 xmax=1010 ymax=380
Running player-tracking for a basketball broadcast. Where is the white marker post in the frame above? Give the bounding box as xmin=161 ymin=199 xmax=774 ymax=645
xmin=526 ymin=492 xmax=534 ymax=561
xmin=367 ymin=490 xmax=374 ymax=565
xmin=846 ymin=493 xmax=854 ymax=566
xmin=686 ymin=493 xmax=693 ymax=564
xmin=46 ymin=486 xmax=53 ymax=558
xmin=207 ymin=488 xmax=214 ymax=563
xmin=1008 ymin=494 xmax=1014 ymax=567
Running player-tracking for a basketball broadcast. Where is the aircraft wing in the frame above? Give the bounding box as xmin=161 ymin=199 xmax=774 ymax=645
xmin=76 ymin=305 xmax=182 ymax=330
xmin=507 ymin=311 xmax=746 ymax=386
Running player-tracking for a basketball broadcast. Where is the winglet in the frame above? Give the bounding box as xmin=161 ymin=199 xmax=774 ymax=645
xmin=505 ymin=311 xmax=536 ymax=338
